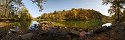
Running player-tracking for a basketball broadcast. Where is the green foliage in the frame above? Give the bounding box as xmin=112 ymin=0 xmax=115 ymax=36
xmin=0 ymin=6 xmax=32 ymax=21
xmin=0 ymin=0 xmax=46 ymax=21
xmin=19 ymin=8 xmax=32 ymax=20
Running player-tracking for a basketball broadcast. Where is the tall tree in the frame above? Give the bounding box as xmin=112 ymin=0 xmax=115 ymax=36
xmin=102 ymin=0 xmax=125 ymax=23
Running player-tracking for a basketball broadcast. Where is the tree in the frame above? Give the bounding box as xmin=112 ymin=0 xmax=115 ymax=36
xmin=31 ymin=0 xmax=47 ymax=11
xmin=120 ymin=9 xmax=125 ymax=22
xmin=0 ymin=0 xmax=46 ymax=20
xmin=19 ymin=8 xmax=32 ymax=20
xmin=102 ymin=0 xmax=125 ymax=23
xmin=0 ymin=0 xmax=46 ymax=11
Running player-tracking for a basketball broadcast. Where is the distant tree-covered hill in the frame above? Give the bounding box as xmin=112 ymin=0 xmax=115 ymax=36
xmin=37 ymin=8 xmax=110 ymax=22
xmin=37 ymin=8 xmax=111 ymax=28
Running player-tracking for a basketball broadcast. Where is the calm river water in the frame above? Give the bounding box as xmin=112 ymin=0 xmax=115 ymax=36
xmin=0 ymin=21 xmax=39 ymax=33
xmin=0 ymin=20 xmax=111 ymax=33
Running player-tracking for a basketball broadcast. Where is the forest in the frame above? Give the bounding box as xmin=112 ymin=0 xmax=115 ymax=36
xmin=37 ymin=8 xmax=107 ymax=21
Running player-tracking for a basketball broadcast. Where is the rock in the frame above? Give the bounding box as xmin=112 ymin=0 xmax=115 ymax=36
xmin=70 ymin=29 xmax=79 ymax=35
xmin=20 ymin=33 xmax=33 ymax=39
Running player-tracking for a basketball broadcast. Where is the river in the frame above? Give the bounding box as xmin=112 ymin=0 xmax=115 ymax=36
xmin=0 ymin=20 xmax=112 ymax=33
xmin=0 ymin=21 xmax=39 ymax=33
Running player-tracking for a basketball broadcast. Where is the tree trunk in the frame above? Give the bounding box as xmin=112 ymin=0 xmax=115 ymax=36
xmin=117 ymin=7 xmax=120 ymax=24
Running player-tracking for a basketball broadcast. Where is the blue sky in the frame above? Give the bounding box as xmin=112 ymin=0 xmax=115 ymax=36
xmin=22 ymin=0 xmax=110 ymax=18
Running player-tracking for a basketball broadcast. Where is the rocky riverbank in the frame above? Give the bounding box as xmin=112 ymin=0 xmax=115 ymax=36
xmin=0 ymin=24 xmax=114 ymax=40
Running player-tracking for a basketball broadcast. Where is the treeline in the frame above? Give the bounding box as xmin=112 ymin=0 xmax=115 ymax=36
xmin=0 ymin=0 xmax=32 ymax=21
xmin=0 ymin=5 xmax=32 ymax=21
xmin=37 ymin=8 xmax=107 ymax=22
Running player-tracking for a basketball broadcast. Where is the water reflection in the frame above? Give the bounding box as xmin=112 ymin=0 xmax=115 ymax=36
xmin=29 ymin=23 xmax=39 ymax=32
xmin=28 ymin=21 xmax=39 ymax=32
xmin=0 ymin=20 xmax=106 ymax=34
xmin=102 ymin=23 xmax=112 ymax=27
xmin=0 ymin=21 xmax=38 ymax=33
xmin=8 ymin=26 xmax=19 ymax=34
xmin=18 ymin=21 xmax=32 ymax=33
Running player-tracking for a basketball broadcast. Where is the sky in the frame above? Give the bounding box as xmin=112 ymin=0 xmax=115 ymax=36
xmin=22 ymin=0 xmax=110 ymax=18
